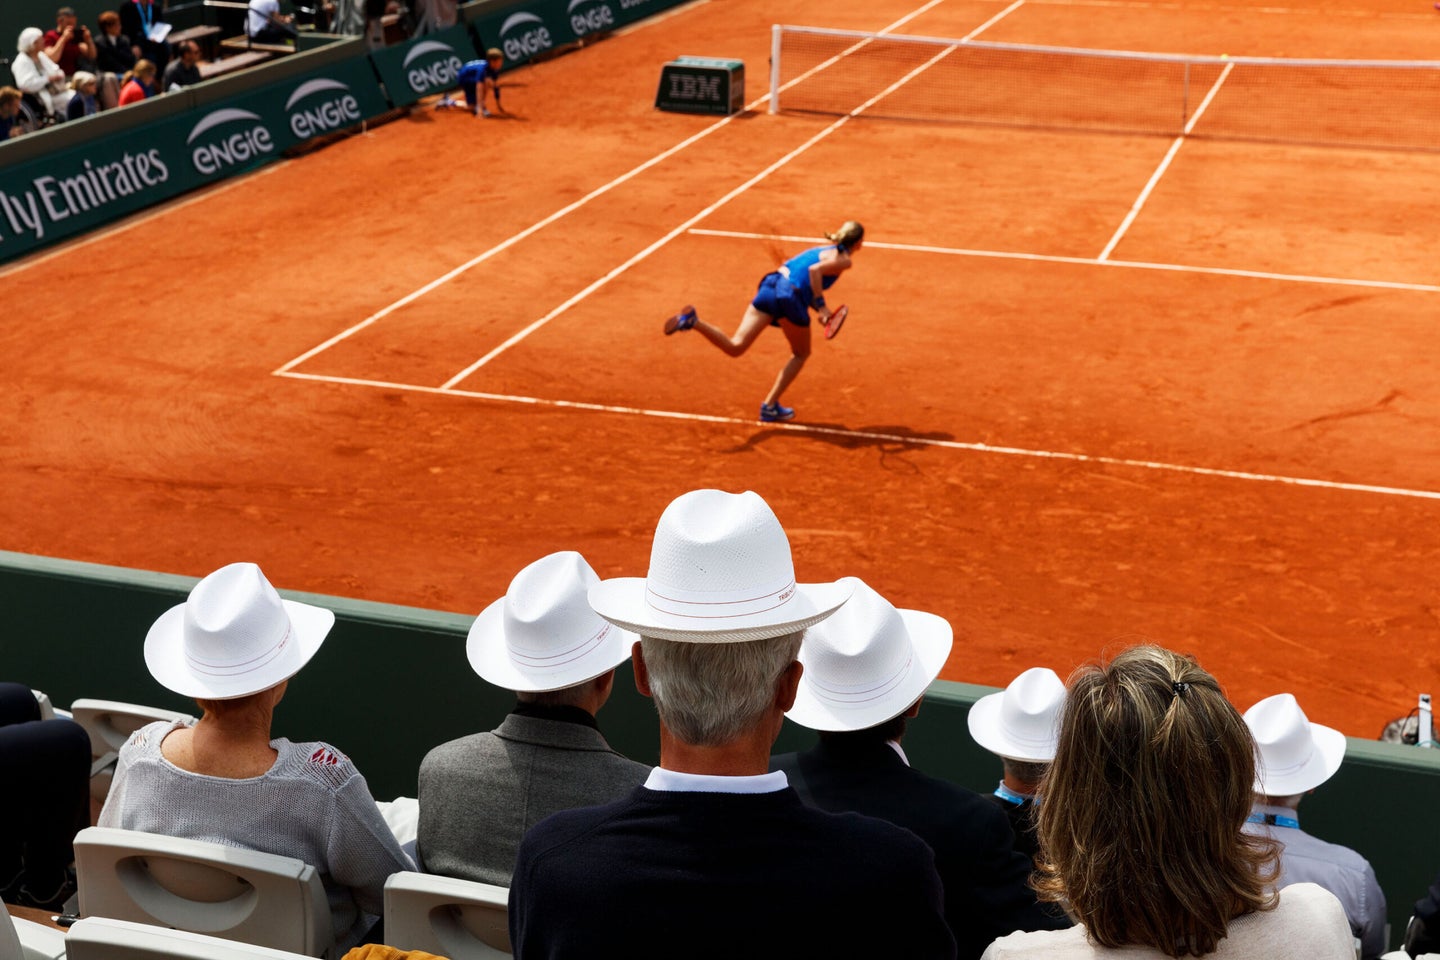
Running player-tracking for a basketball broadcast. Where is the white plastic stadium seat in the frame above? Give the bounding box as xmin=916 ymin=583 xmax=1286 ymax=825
xmin=73 ymin=827 xmax=334 ymax=959
xmin=384 ymin=871 xmax=512 ymax=959
xmin=68 ymin=700 xmax=195 ymax=803
xmin=0 ymin=907 xmax=67 ymax=960
xmin=29 ymin=690 xmax=55 ymax=722
xmin=65 ymin=917 xmax=315 ymax=960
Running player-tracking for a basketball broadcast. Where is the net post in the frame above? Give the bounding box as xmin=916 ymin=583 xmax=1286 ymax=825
xmin=769 ymin=24 xmax=782 ymax=114
xmin=1182 ymin=61 xmax=1190 ymax=129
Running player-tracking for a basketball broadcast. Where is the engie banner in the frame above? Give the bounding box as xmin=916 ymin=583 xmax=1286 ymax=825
xmin=0 ymin=54 xmax=389 ymax=263
xmin=469 ymin=0 xmax=685 ymax=68
xmin=369 ymin=25 xmax=480 ymax=108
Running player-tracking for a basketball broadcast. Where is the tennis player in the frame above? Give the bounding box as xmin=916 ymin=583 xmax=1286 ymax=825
xmin=451 ymin=48 xmax=505 ymax=117
xmin=664 ymin=221 xmax=864 ymax=423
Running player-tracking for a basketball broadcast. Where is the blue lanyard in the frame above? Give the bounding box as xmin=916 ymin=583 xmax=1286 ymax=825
xmin=136 ymin=1 xmax=154 ymax=33
xmin=1247 ymin=812 xmax=1299 ymax=829
xmin=994 ymin=781 xmax=1036 ymax=806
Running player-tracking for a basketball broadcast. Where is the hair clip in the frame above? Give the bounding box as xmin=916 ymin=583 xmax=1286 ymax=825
xmin=1171 ymin=681 xmax=1190 ymax=698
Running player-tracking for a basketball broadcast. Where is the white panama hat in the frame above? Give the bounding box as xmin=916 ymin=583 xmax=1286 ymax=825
xmin=1244 ymin=693 xmax=1346 ymax=795
xmin=966 ymin=667 xmax=1067 ymax=762
xmin=587 ymin=489 xmax=853 ymax=643
xmin=467 ymin=551 xmax=637 ymax=693
xmin=144 ymin=562 xmax=335 ymax=700
xmin=786 ymin=577 xmax=953 ymax=732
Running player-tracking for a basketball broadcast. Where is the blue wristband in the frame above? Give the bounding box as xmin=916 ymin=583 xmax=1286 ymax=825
xmin=813 ymin=295 xmax=826 ymax=310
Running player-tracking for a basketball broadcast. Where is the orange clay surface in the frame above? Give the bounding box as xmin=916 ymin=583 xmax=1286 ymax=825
xmin=4 ymin=0 xmax=1439 ymax=738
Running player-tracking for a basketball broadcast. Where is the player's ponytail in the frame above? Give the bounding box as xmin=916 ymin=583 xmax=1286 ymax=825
xmin=825 ymin=220 xmax=865 ymax=252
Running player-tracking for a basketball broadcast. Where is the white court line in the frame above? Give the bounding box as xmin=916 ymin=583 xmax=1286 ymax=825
xmin=1098 ymin=62 xmax=1233 ymax=261
xmin=687 ymin=228 xmax=1440 ymax=294
xmin=277 ymin=370 xmax=1440 ymax=503
xmin=273 ymin=0 xmax=956 ymax=377
xmin=0 ymin=162 xmax=287 ymax=278
xmin=438 ymin=0 xmax=1026 ymax=388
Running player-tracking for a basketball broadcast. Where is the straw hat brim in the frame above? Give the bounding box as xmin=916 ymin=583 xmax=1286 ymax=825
xmin=588 ymin=578 xmax=853 ymax=643
xmin=785 ymin=609 xmax=953 ymax=732
xmin=1253 ymin=722 xmax=1347 ymax=795
xmin=466 ymin=593 xmax=638 ymax=693
xmin=967 ymin=689 xmax=1062 ymax=762
xmin=143 ymin=598 xmax=334 ymax=701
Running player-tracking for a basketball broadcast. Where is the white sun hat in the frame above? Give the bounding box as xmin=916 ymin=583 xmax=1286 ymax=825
xmin=966 ymin=667 xmax=1067 ymax=762
xmin=1244 ymin=693 xmax=1346 ymax=795
xmin=587 ymin=489 xmax=853 ymax=643
xmin=467 ymin=551 xmax=637 ymax=693
xmin=144 ymin=562 xmax=335 ymax=700
xmin=786 ymin=577 xmax=953 ymax=732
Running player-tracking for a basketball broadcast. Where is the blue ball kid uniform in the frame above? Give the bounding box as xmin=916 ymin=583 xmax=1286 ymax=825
xmin=456 ymin=59 xmax=500 ymax=110
xmin=752 ymin=244 xmax=841 ymax=328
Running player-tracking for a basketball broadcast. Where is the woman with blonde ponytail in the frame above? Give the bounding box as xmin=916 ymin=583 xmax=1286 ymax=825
xmin=663 ymin=220 xmax=864 ymax=423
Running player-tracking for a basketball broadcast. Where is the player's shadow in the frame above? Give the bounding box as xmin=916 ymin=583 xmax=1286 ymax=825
xmin=727 ymin=421 xmax=955 ymax=459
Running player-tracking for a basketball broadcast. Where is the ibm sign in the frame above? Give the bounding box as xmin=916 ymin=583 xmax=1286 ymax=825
xmin=655 ymin=56 xmax=744 ymax=115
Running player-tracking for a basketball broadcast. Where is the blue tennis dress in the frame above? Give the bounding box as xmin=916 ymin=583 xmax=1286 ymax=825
xmin=753 ymin=244 xmax=841 ymax=328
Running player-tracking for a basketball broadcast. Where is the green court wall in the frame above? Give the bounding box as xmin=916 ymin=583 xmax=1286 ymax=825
xmin=1 ymin=549 xmax=1435 ymax=948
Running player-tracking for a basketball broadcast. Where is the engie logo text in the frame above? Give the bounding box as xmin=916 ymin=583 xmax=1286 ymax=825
xmin=286 ymin=78 xmax=363 ymax=138
xmin=500 ymin=11 xmax=553 ymax=60
xmin=567 ymin=0 xmax=615 ymax=37
xmin=187 ymin=108 xmax=275 ymax=176
xmin=402 ymin=40 xmax=464 ymax=93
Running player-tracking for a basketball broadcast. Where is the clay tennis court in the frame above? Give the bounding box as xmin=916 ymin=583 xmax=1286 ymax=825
xmin=4 ymin=0 xmax=1437 ymax=738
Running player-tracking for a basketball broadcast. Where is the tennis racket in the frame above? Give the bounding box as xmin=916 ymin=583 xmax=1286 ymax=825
xmin=823 ymin=304 xmax=848 ymax=340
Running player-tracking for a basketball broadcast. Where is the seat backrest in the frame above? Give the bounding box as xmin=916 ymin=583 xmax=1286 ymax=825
xmin=384 ymin=871 xmax=512 ymax=959
xmin=66 ymin=917 xmax=315 ymax=960
xmin=1 ymin=909 xmax=67 ymax=960
xmin=69 ymin=700 xmax=195 ymax=761
xmin=73 ymin=827 xmax=334 ymax=959
xmin=68 ymin=700 xmax=196 ymax=803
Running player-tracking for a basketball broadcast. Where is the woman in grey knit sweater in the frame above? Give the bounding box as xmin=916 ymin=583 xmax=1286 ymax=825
xmin=97 ymin=562 xmax=413 ymax=951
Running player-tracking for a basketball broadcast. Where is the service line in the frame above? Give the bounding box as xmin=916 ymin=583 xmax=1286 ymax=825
xmin=686 ymin=228 xmax=1440 ymax=294
xmin=277 ymin=369 xmax=1440 ymax=503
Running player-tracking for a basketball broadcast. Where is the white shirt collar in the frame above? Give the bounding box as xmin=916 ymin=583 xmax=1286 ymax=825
xmin=643 ymin=767 xmax=789 ymax=794
xmin=886 ymin=740 xmax=910 ymax=766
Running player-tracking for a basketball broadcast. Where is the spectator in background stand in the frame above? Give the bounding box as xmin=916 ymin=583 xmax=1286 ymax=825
xmin=13 ymin=28 xmax=72 ymax=119
xmin=1242 ymin=694 xmax=1387 ymax=960
xmin=967 ymin=667 xmax=1068 ymax=865
xmin=44 ymin=7 xmax=97 ymax=78
xmin=247 ymin=0 xmax=296 ymax=43
xmin=65 ymin=70 xmax=100 ymax=120
xmin=93 ymin=11 xmax=137 ymax=75
xmin=417 ymin=551 xmax=649 ymax=887
xmin=162 ymin=40 xmax=200 ymax=90
xmin=117 ymin=59 xmax=156 ymax=105
xmin=0 ymin=87 xmax=26 ymax=138
xmin=118 ymin=0 xmax=169 ymax=76
xmin=773 ymin=579 xmax=1069 ymax=960
xmin=0 ymin=682 xmax=91 ymax=912
xmin=410 ymin=0 xmax=457 ymax=34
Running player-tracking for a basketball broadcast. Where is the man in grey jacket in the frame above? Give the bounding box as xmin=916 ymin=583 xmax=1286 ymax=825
xmin=417 ymin=551 xmax=648 ymax=887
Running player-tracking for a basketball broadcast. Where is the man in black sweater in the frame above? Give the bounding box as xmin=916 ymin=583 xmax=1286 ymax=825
xmin=511 ymin=489 xmax=955 ymax=960
xmin=773 ymin=579 xmax=1071 ymax=960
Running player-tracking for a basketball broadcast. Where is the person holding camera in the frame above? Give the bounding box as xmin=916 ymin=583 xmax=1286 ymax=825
xmin=43 ymin=7 xmax=96 ymax=78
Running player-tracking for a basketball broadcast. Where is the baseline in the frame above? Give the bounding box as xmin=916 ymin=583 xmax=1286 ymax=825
xmin=273 ymin=0 xmax=959 ymax=377
xmin=276 ymin=370 xmax=1440 ymax=503
xmin=686 ymin=229 xmax=1440 ymax=294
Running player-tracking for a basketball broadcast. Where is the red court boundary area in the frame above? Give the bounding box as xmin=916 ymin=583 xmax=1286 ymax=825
xmin=5 ymin=0 xmax=1439 ymax=738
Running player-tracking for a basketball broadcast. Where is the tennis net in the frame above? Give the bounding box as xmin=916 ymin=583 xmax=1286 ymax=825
xmin=769 ymin=24 xmax=1440 ymax=152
